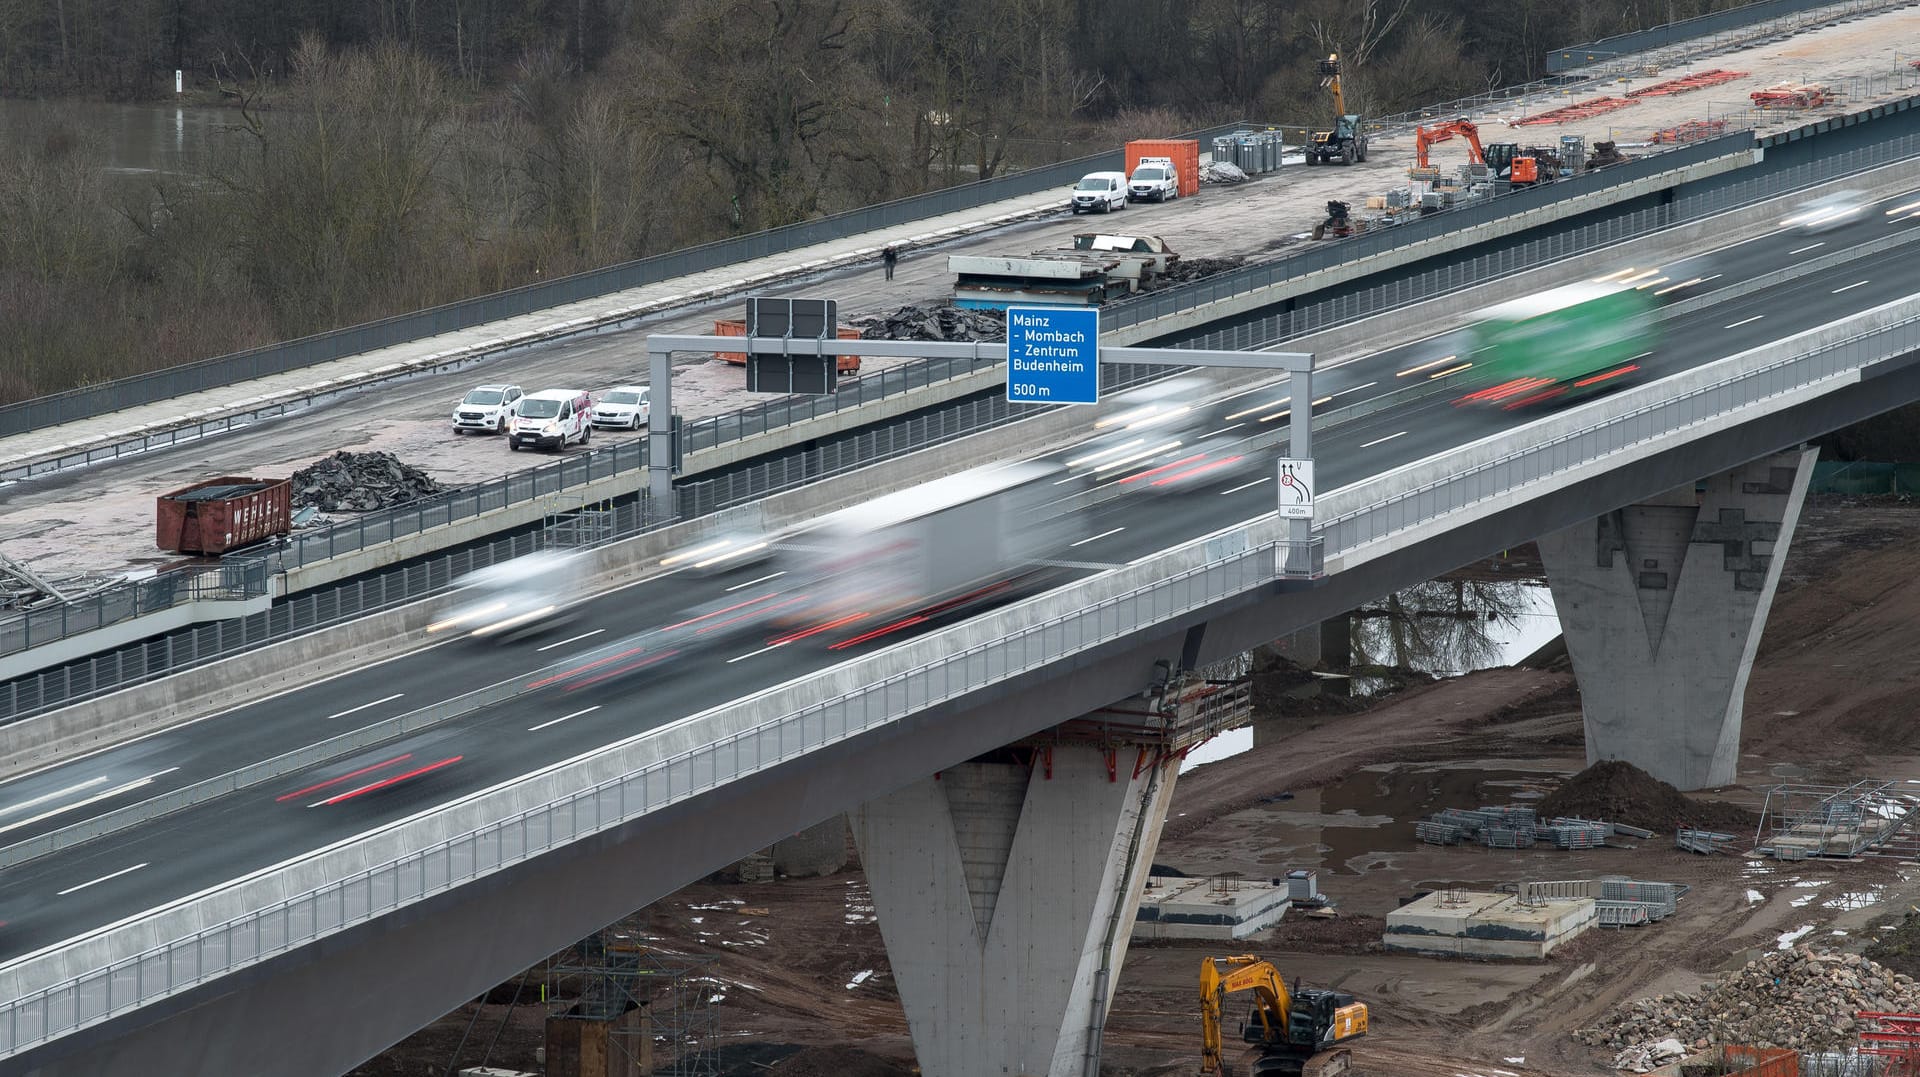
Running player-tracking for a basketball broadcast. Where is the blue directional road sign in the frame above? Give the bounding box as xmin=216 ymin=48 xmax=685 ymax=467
xmin=1006 ymin=306 xmax=1099 ymax=406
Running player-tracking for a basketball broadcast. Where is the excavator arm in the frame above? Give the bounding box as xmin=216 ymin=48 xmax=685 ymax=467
xmin=1414 ymin=118 xmax=1485 ymax=169
xmin=1199 ymin=956 xmax=1294 ymax=1074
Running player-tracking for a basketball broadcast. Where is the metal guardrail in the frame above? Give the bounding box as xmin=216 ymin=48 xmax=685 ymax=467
xmin=1545 ymin=0 xmax=1906 ymax=74
xmin=5 ymin=123 xmax=1912 ymax=698
xmin=1104 ymin=133 xmax=1751 ymax=334
xmin=0 ymin=503 xmax=1277 ymax=1057
xmin=12 ymin=291 xmax=1920 ymax=1052
xmin=0 ymin=676 xmax=530 ymax=870
xmin=0 ymin=121 xmax=1260 ymax=442
xmin=1318 ymin=301 xmax=1920 ymax=554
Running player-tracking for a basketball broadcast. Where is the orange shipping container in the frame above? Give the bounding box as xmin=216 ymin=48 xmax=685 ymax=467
xmin=1125 ymin=139 xmax=1201 ymax=198
xmin=714 ymin=319 xmax=862 ymax=373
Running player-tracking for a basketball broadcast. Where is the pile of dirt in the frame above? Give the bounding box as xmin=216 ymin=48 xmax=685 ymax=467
xmin=291 ymin=451 xmax=446 ymax=512
xmin=1534 ymin=760 xmax=1758 ymax=834
xmin=768 ymin=1044 xmax=915 ymax=1077
xmin=1574 ymin=946 xmax=1920 ymax=1052
xmin=850 ymin=304 xmax=1006 ymax=342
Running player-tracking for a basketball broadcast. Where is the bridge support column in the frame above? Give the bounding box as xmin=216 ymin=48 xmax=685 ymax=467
xmin=850 ymin=743 xmax=1179 ymax=1077
xmin=1537 ymin=448 xmax=1816 ymax=790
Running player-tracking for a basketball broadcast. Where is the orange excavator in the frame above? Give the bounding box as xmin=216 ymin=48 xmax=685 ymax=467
xmin=1411 ymin=118 xmax=1486 ymax=179
xmin=1199 ymin=955 xmax=1369 ymax=1077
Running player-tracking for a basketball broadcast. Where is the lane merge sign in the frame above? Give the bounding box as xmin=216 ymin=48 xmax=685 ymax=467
xmin=1006 ymin=306 xmax=1099 ymax=406
xmin=1277 ymin=459 xmax=1315 ymax=520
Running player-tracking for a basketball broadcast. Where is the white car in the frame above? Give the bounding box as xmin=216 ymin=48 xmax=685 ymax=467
xmin=1127 ymin=158 xmax=1179 ymax=203
xmin=452 ymin=384 xmax=523 ymax=435
xmin=1070 ymin=172 xmax=1128 ymax=214
xmin=592 ymin=385 xmax=651 ymax=430
xmin=1781 ymin=192 xmax=1868 ymax=233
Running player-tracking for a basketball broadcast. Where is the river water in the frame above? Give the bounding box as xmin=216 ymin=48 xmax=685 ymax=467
xmin=0 ymin=97 xmax=234 ymax=177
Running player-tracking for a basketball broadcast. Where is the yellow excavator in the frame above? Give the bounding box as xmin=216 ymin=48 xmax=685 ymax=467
xmin=1199 ymin=955 xmax=1369 ymax=1077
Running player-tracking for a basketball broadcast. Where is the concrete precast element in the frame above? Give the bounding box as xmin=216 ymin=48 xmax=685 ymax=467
xmin=851 ymin=747 xmax=1177 ymax=1077
xmin=1538 ymin=448 xmax=1817 ymax=790
xmin=10 ymin=294 xmax=1920 ymax=1054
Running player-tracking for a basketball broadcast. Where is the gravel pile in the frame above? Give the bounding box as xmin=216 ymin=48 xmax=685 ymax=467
xmin=291 ymin=451 xmax=446 ymax=512
xmin=1575 ymin=947 xmax=1920 ymax=1053
xmin=850 ymin=305 xmax=1006 ymax=342
xmin=1536 ymin=760 xmax=1758 ymax=834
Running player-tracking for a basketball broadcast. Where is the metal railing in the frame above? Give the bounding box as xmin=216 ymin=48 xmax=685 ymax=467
xmin=0 ymin=501 xmax=1278 ymax=1057
xmin=7 ymin=122 xmax=1916 ymax=694
xmin=0 ymin=563 xmax=266 ymax=659
xmin=1545 ymin=0 xmax=1908 ymax=74
xmin=0 ymin=122 xmax=1258 ymax=441
xmin=13 ymin=289 xmax=1920 ymax=1050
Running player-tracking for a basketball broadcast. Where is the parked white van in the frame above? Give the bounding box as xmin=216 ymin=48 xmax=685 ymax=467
xmin=1070 ymin=171 xmax=1128 ymax=214
xmin=510 ymin=389 xmax=593 ymax=451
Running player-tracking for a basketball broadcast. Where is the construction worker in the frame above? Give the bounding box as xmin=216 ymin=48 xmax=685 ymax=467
xmin=883 ymin=244 xmax=898 ymax=281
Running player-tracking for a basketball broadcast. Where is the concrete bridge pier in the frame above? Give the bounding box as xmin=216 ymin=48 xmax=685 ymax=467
xmin=1537 ymin=447 xmax=1816 ymax=791
xmin=850 ymin=679 xmax=1243 ymax=1077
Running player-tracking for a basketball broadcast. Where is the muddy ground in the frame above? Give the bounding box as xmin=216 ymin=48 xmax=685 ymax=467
xmin=352 ymin=494 xmax=1920 ymax=1077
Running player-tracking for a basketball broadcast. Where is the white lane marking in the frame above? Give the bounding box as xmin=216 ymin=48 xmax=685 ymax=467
xmin=0 ymin=777 xmax=111 ymax=819
xmin=1329 ymin=381 xmax=1377 ymax=399
xmin=728 ymin=642 xmax=790 ymax=664
xmin=1833 ymin=280 xmax=1870 ymax=294
xmin=1725 ymin=315 xmax=1765 ymax=329
xmin=1219 ymin=477 xmax=1271 ymax=496
xmin=537 ymin=629 xmax=605 ymax=652
xmin=1788 ymin=242 xmax=1824 ymax=255
xmin=1070 ymin=527 xmax=1126 ymax=548
xmin=326 ymin=693 xmax=404 ymax=721
xmin=0 ymin=769 xmax=181 ymax=838
xmin=1360 ymin=431 xmax=1408 ymax=449
xmin=1199 ymin=423 xmax=1246 ymax=439
xmin=528 ymin=706 xmax=601 ymax=733
xmin=57 ymin=862 xmax=150 ymax=897
xmin=727 ymin=572 xmax=786 ymax=592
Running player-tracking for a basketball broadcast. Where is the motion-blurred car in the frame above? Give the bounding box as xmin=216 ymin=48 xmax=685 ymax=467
xmin=1781 ymin=191 xmax=1868 ymax=233
xmin=592 ymin=385 xmax=651 ymax=430
xmin=428 ymin=550 xmax=586 ymax=640
xmin=658 ymin=532 xmax=776 ymax=576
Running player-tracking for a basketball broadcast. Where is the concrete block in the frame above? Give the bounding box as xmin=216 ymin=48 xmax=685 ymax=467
xmin=1384 ymin=891 xmax=1596 ymax=958
xmin=1133 ymin=876 xmax=1291 ymax=940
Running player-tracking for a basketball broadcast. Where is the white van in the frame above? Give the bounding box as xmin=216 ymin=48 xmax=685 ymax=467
xmin=1070 ymin=172 xmax=1128 ymax=214
xmin=510 ymin=389 xmax=593 ymax=451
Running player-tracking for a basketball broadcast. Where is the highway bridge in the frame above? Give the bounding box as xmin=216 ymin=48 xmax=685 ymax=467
xmin=7 ymin=29 xmax=1920 ymax=1077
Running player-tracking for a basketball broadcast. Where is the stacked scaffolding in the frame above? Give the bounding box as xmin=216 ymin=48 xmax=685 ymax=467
xmin=1651 ymin=119 xmax=1731 ymax=143
xmin=546 ymin=931 xmax=721 ymax=1077
xmin=1756 ymin=781 xmax=1920 ymax=860
xmin=1515 ymin=96 xmax=1637 ymax=126
xmin=1628 ymin=69 xmax=1748 ymax=96
xmin=1751 ymin=82 xmax=1832 ymax=108
xmin=1417 ymin=807 xmax=1637 ymax=851
xmin=1677 ymin=829 xmax=1741 ymax=855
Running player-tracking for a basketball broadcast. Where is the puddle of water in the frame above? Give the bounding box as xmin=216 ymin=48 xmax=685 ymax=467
xmin=1822 ymin=889 xmax=1883 ymax=910
xmin=1778 ymin=924 xmax=1817 ymax=949
xmin=1278 ymin=765 xmax=1558 ymax=876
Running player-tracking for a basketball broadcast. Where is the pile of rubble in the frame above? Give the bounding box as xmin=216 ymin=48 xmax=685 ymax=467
xmin=291 ymin=451 xmax=446 ymax=512
xmin=1201 ymin=160 xmax=1251 ymax=184
xmin=1575 ymin=947 xmax=1920 ymax=1053
xmin=850 ymin=305 xmax=1006 ymax=342
xmin=1162 ymin=256 xmax=1247 ymax=284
